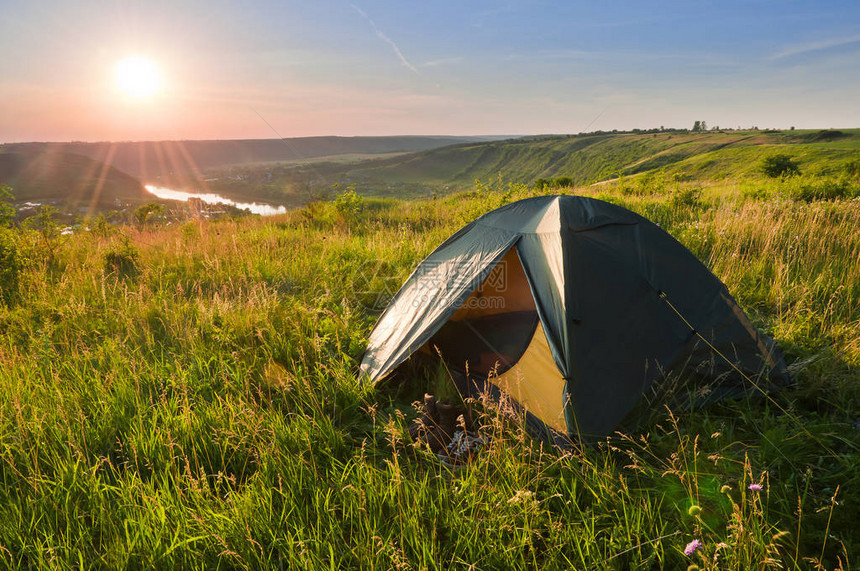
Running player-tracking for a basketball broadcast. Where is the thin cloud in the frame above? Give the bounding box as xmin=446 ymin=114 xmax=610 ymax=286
xmin=421 ymin=56 xmax=464 ymax=68
xmin=769 ymin=34 xmax=860 ymax=60
xmin=351 ymin=4 xmax=418 ymax=73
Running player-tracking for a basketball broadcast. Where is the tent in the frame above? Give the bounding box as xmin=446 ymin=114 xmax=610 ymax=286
xmin=360 ymin=195 xmax=789 ymax=443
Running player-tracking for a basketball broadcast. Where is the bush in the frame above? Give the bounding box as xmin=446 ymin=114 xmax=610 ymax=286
xmin=760 ymin=154 xmax=801 ymax=178
xmin=334 ymin=187 xmax=364 ymax=216
xmin=103 ymin=238 xmax=140 ymax=278
xmin=24 ymin=205 xmax=61 ymax=266
xmin=0 ymin=185 xmax=15 ymax=227
xmin=786 ymin=178 xmax=860 ymax=202
xmin=534 ymin=176 xmax=573 ymax=191
xmin=670 ymin=187 xmax=702 ymax=207
xmin=88 ymin=213 xmax=112 ymax=237
xmin=133 ymin=202 xmax=165 ymax=228
xmin=0 ymin=228 xmax=21 ymax=305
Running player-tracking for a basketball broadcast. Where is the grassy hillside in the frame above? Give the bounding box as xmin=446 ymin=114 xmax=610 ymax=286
xmin=297 ymin=129 xmax=860 ymax=195
xmin=6 ymin=130 xmax=855 ymax=216
xmin=0 ymin=151 xmax=151 ymax=211
xmin=0 ymin=175 xmax=857 ymax=568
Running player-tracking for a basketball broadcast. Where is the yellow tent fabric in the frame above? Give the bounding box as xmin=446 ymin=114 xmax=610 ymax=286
xmin=489 ymin=322 xmax=567 ymax=432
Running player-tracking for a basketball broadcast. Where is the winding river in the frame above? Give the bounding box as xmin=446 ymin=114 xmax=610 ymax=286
xmin=144 ymin=185 xmax=287 ymax=216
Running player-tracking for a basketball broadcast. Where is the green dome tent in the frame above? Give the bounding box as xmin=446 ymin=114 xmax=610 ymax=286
xmin=361 ymin=195 xmax=789 ymax=443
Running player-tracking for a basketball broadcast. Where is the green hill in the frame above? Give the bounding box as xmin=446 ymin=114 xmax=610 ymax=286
xmin=0 ymin=151 xmax=150 ymax=210
xmin=322 ymin=129 xmax=860 ymax=193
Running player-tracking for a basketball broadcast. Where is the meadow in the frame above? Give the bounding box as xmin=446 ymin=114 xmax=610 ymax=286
xmin=0 ymin=170 xmax=858 ymax=569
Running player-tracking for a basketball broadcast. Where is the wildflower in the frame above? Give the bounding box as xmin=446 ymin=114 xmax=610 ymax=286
xmin=684 ymin=539 xmax=702 ymax=556
xmin=508 ymin=490 xmax=535 ymax=505
xmin=748 ymin=483 xmax=763 ymax=491
xmin=687 ymin=505 xmax=702 ymax=517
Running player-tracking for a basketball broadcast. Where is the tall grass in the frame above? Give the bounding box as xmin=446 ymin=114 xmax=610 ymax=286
xmin=0 ymin=181 xmax=857 ymax=569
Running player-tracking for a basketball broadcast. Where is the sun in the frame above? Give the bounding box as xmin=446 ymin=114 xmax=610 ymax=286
xmin=115 ymin=56 xmax=162 ymax=99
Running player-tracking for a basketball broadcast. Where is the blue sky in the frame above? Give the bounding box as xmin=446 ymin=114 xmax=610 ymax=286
xmin=1 ymin=0 xmax=858 ymax=141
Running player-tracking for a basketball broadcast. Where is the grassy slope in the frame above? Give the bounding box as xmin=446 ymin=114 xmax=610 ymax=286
xmin=337 ymin=129 xmax=860 ymax=191
xmin=0 ymin=174 xmax=858 ymax=568
xmin=0 ymin=151 xmax=150 ymax=209
xmin=5 ymin=131 xmax=855 ymax=215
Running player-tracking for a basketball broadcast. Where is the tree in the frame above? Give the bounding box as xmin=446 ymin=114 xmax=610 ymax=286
xmin=133 ymin=202 xmax=164 ymax=228
xmin=760 ymin=154 xmax=801 ymax=178
xmin=334 ymin=186 xmax=364 ymax=216
xmin=24 ymin=205 xmax=61 ymax=265
xmin=0 ymin=185 xmax=14 ymax=227
xmin=692 ymin=120 xmax=701 ymax=132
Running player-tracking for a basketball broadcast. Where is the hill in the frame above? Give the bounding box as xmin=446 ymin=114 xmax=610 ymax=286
xmin=5 ymin=130 xmax=856 ymax=214
xmin=0 ymin=151 xmax=151 ymax=211
xmin=0 ymin=136 xmax=497 ymax=186
xmin=301 ymin=129 xmax=860 ymax=195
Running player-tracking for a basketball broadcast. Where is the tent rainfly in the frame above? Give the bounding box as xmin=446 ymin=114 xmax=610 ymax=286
xmin=360 ymin=195 xmax=789 ymax=443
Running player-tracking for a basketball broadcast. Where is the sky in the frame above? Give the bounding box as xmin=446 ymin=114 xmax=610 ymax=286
xmin=1 ymin=0 xmax=859 ymax=142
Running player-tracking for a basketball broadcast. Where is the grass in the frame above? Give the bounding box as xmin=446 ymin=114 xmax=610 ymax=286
xmin=0 ymin=175 xmax=858 ymax=569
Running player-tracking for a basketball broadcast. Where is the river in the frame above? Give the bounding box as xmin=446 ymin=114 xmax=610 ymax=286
xmin=144 ymin=185 xmax=287 ymax=216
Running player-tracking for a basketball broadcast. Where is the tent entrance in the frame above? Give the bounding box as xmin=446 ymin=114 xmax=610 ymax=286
xmin=421 ymin=246 xmax=567 ymax=432
xmin=422 ymin=246 xmax=538 ymax=378
xmin=423 ymin=247 xmax=540 ymax=378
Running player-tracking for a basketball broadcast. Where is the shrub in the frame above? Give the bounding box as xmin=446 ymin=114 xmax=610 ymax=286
xmin=803 ymin=129 xmax=846 ymax=142
xmin=670 ymin=187 xmax=702 ymax=207
xmin=103 ymin=238 xmax=140 ymax=278
xmin=760 ymin=154 xmax=800 ymax=178
xmin=786 ymin=178 xmax=860 ymax=202
xmin=741 ymin=185 xmax=771 ymax=201
xmin=24 ymin=205 xmax=61 ymax=265
xmin=334 ymin=187 xmax=364 ymax=216
xmin=534 ymin=176 xmax=573 ymax=191
xmin=133 ymin=202 xmax=165 ymax=228
xmin=0 ymin=228 xmax=21 ymax=305
xmin=88 ymin=213 xmax=112 ymax=237
xmin=0 ymin=185 xmax=15 ymax=227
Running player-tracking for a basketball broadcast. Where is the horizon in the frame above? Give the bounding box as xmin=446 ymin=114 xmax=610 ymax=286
xmin=2 ymin=1 xmax=859 ymax=143
xmin=3 ymin=126 xmax=855 ymax=147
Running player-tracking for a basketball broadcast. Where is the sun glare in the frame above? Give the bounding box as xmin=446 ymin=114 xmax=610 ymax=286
xmin=115 ymin=56 xmax=162 ymax=99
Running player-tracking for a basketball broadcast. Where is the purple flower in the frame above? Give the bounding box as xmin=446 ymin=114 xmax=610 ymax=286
xmin=684 ymin=539 xmax=702 ymax=556
xmin=748 ymin=483 xmax=763 ymax=491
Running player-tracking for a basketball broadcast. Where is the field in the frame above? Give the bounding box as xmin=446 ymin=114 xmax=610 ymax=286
xmin=0 ymin=154 xmax=859 ymax=568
